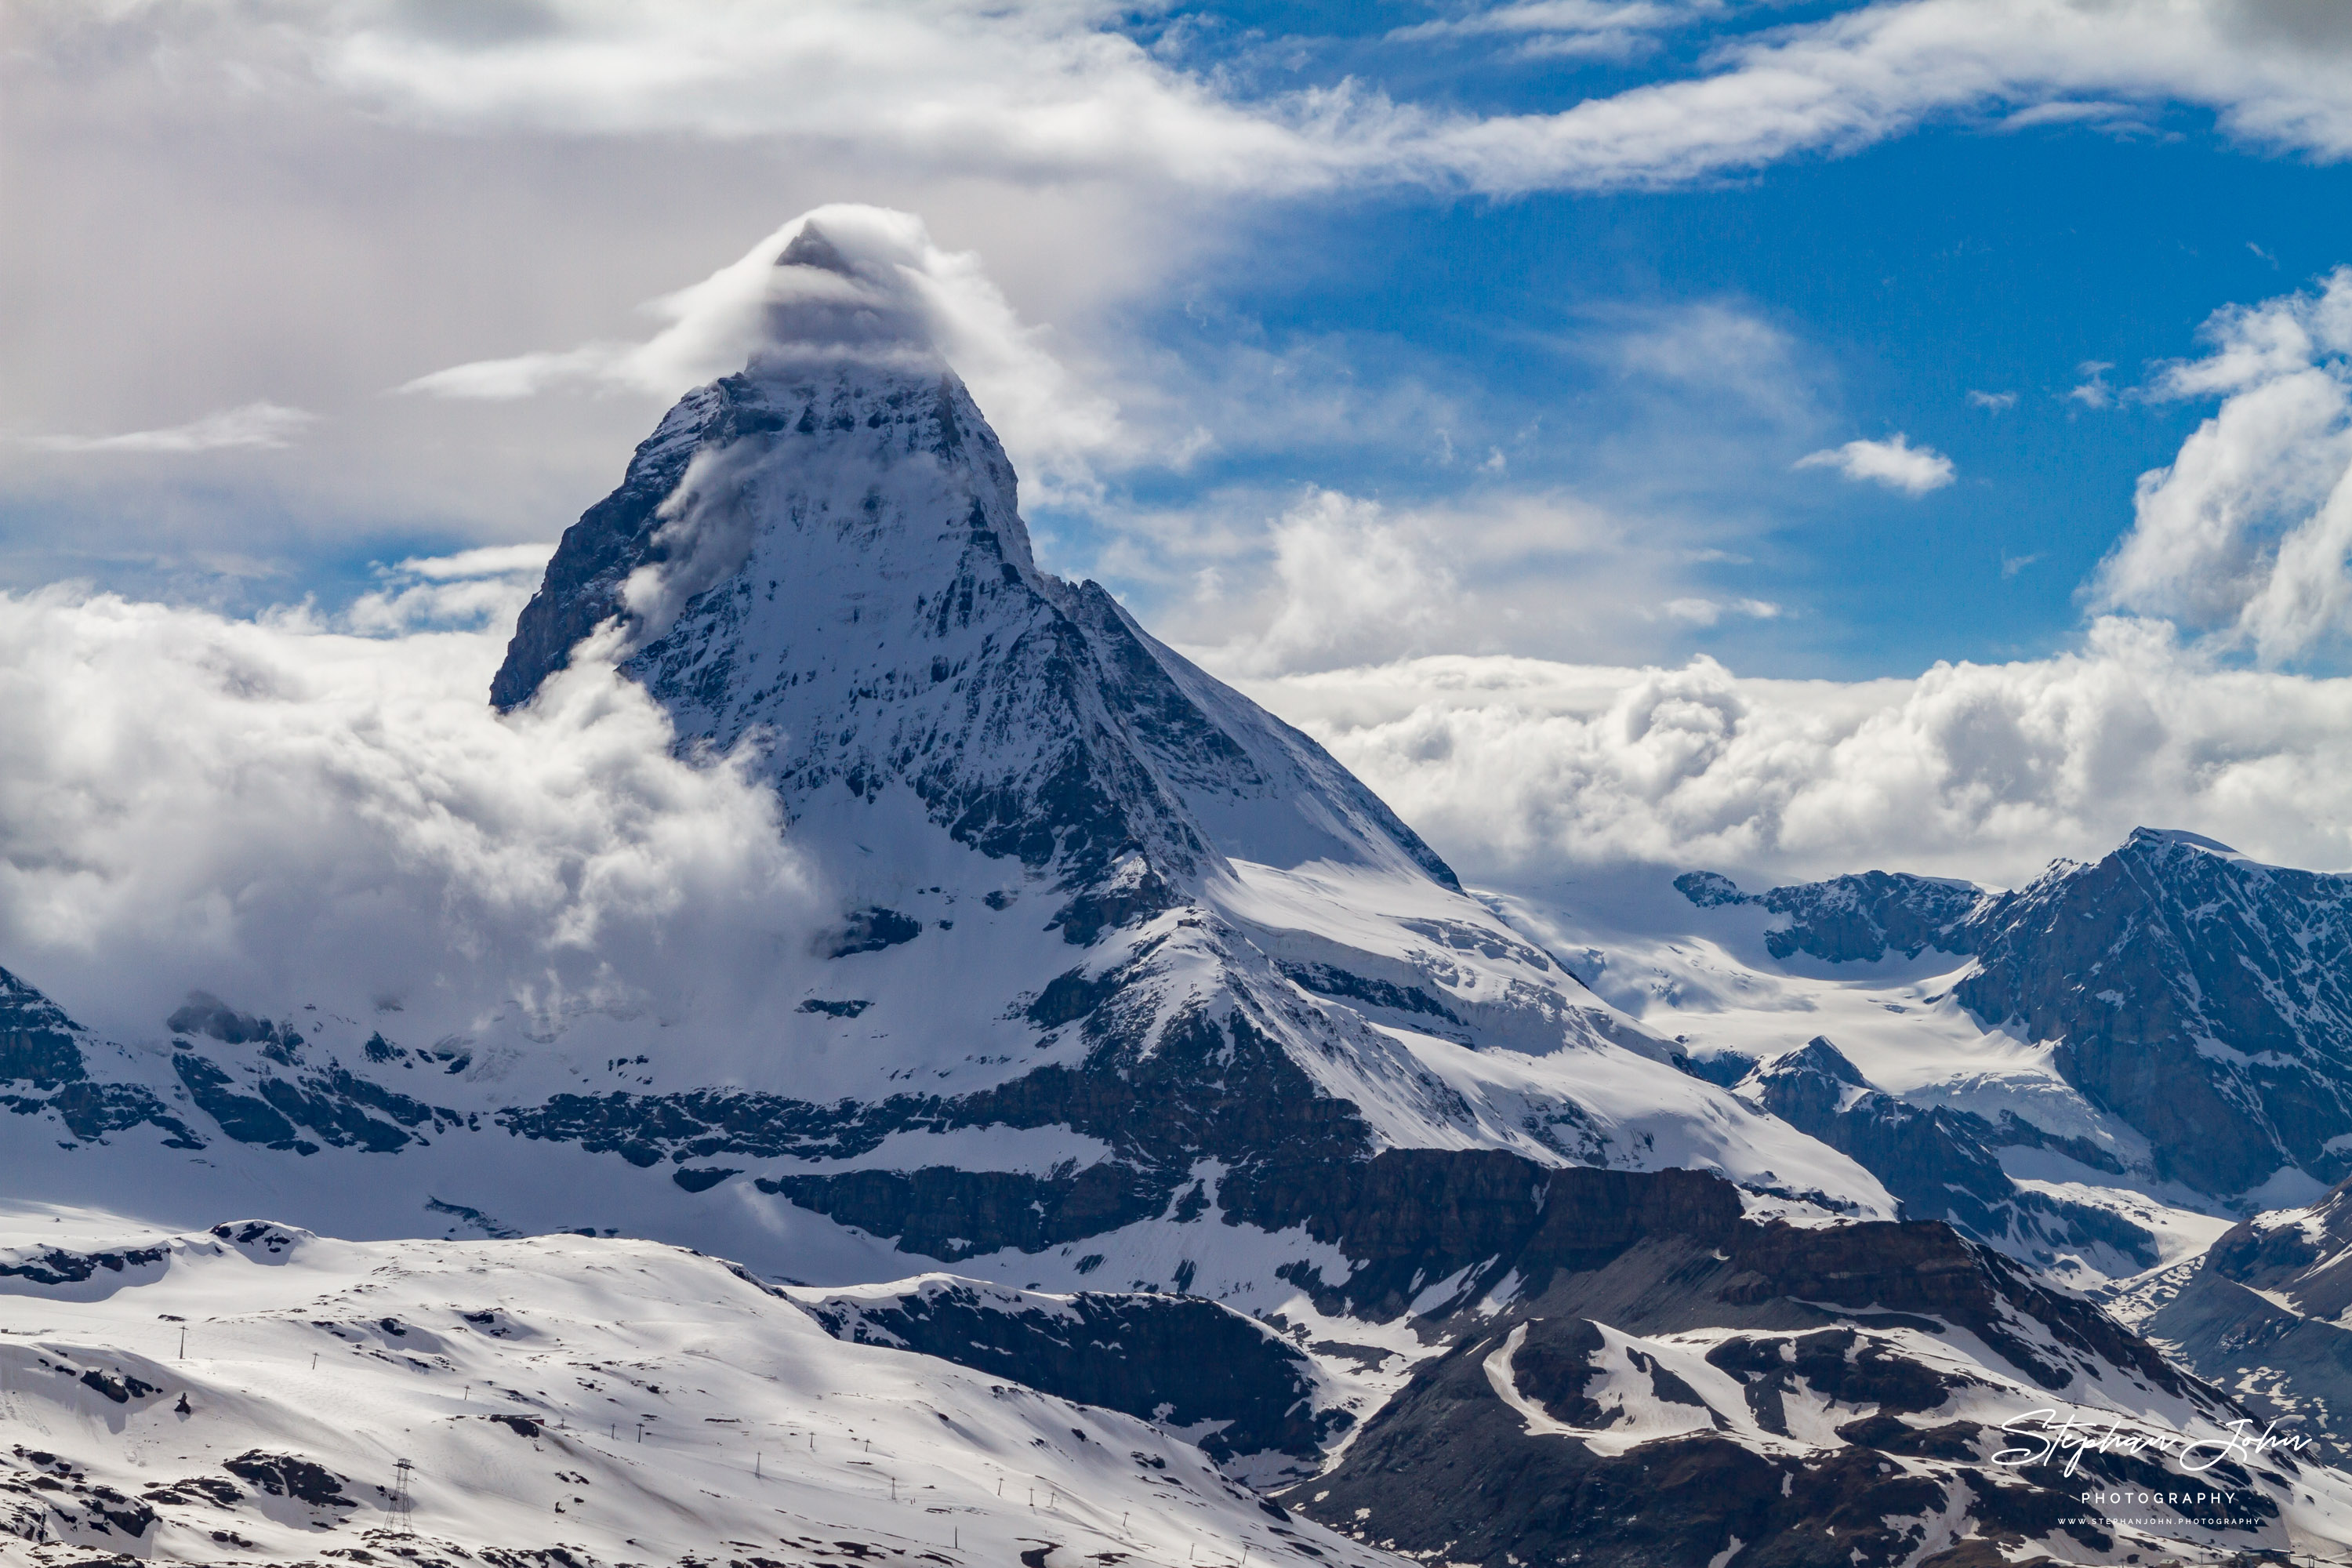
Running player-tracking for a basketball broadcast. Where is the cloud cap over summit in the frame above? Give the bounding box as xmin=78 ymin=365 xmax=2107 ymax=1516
xmin=402 ymin=203 xmax=1120 ymax=495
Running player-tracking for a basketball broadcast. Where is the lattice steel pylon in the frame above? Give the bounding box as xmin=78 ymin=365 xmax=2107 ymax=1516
xmin=390 ymin=1458 xmax=416 ymax=1537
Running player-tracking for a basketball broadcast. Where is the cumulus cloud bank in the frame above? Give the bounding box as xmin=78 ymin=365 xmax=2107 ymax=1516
xmin=1234 ymin=617 xmax=2352 ymax=893
xmin=1203 ymin=274 xmax=2352 ymax=888
xmin=403 ymin=203 xmax=1122 ymax=496
xmin=1795 ymin=434 xmax=1955 ymax=495
xmin=0 ymin=589 xmax=818 ymax=1047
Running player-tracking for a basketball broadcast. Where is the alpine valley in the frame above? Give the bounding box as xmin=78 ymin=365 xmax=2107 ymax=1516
xmin=9 ymin=213 xmax=2352 ymax=1568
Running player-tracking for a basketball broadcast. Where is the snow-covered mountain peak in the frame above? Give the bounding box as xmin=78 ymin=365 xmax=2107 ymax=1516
xmin=492 ymin=306 xmax=1451 ymax=916
xmin=745 ymin=219 xmax=956 ymax=378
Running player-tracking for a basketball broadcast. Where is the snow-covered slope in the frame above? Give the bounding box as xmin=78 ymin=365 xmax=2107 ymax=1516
xmin=0 ymin=1202 xmax=1395 ymax=1568
xmin=2114 ymin=1174 xmax=2352 ymax=1441
xmin=1489 ymin=842 xmax=2321 ymax=1290
xmin=1610 ymin=828 xmax=2352 ymax=1210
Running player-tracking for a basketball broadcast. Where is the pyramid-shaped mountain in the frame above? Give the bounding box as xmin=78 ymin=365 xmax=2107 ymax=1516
xmin=470 ymin=221 xmax=1873 ymax=1266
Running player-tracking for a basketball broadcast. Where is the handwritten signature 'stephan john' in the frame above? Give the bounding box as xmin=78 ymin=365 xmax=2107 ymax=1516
xmin=1994 ymin=1410 xmax=2312 ymax=1479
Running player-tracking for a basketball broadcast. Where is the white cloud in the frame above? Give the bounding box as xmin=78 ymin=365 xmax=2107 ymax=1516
xmin=2092 ymin=266 xmax=2352 ymax=662
xmin=1406 ymin=0 xmax=2352 ymax=193
xmin=0 ymin=590 xmax=818 ymax=1046
xmin=1795 ymin=434 xmax=1955 ymax=495
xmin=396 ymin=543 xmax=559 ymax=581
xmin=1150 ymin=483 xmax=1788 ymax=677
xmin=343 ymin=544 xmax=556 ymax=636
xmin=1197 ymin=489 xmax=1466 ymax=677
xmin=2067 ymin=361 xmax=2116 ymax=408
xmin=21 ymin=402 xmax=316 ymax=454
xmin=1389 ymin=1 xmax=1710 ymax=62
xmin=1660 ymin=597 xmax=1780 ymax=626
xmin=1588 ymin=302 xmax=1813 ymax=422
xmin=1230 ymin=615 xmax=2352 ymax=891
xmin=1968 ymin=389 xmax=2017 ymax=412
xmin=76 ymin=1 xmax=2352 ymax=199
xmin=401 ymin=203 xmax=1125 ymax=498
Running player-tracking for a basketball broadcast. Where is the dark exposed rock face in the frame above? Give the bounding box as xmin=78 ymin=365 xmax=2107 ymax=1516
xmin=1245 ymin=1155 xmax=2172 ymax=1393
xmin=0 ymin=1243 xmax=167 ymax=1287
xmin=798 ymin=1279 xmax=1338 ymax=1465
xmin=1297 ymin=1331 xmax=2244 ymax=1568
xmin=171 ymin=1049 xmax=461 ymax=1158
xmin=0 ymin=967 xmax=87 ymax=1088
xmin=220 ymin=1452 xmax=354 ymax=1510
xmin=765 ymin=1004 xmax=1382 ymax=1261
xmin=1746 ymin=1038 xmax=2154 ymax=1269
xmin=1287 ymin=1167 xmax=2273 ymax=1568
xmin=1687 ymin=828 xmax=2352 ymax=1198
xmin=1956 ymin=829 xmax=2352 ymax=1196
xmin=0 ymin=967 xmax=203 ymax=1149
xmin=1674 ymin=869 xmax=1985 ymax=963
xmin=166 ymin=992 xmax=295 ymax=1051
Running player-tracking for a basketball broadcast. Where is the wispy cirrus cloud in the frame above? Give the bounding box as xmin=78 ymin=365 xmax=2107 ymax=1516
xmin=1387 ymin=1 xmax=1715 ymax=62
xmin=148 ymin=0 xmax=2352 ymax=198
xmin=21 ymin=402 xmax=316 ymax=454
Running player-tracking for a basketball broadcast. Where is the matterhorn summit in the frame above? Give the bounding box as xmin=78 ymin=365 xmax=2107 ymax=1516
xmin=494 ymin=216 xmax=1464 ymax=924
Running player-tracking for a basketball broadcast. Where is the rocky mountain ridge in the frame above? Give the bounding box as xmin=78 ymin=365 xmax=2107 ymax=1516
xmin=1680 ymin=826 xmax=2352 ymax=1202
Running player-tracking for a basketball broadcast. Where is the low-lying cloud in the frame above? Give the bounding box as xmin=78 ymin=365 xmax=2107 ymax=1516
xmin=21 ymin=403 xmax=317 ymax=455
xmin=1231 ymin=615 xmax=2352 ymax=894
xmin=0 ymin=587 xmax=818 ymax=1048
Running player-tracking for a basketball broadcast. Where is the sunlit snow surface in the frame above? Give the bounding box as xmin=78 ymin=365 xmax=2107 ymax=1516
xmin=0 ymin=1203 xmax=1399 ymax=1568
xmin=1490 ymin=874 xmax=2243 ymax=1286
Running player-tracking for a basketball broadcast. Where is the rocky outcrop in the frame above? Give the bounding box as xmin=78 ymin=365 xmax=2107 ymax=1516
xmin=1956 ymin=829 xmax=2352 ymax=1196
xmin=0 ymin=967 xmax=202 ymax=1150
xmin=1675 ymin=869 xmax=1986 ymax=963
xmin=1744 ymin=1038 xmax=2155 ymax=1270
xmin=2139 ymin=1175 xmax=2352 ymax=1449
xmin=797 ymin=1279 xmax=1341 ymax=1464
xmin=1290 ymin=1166 xmax=2281 ymax=1568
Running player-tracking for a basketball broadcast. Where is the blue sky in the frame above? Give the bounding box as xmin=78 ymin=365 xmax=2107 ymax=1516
xmin=1079 ymin=114 xmax=2351 ymax=675
xmin=9 ymin=1 xmax=2352 ymax=689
